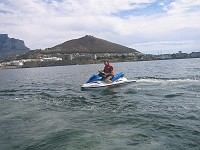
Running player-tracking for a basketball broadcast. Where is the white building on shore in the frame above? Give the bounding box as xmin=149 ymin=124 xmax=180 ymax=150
xmin=0 ymin=57 xmax=62 ymax=67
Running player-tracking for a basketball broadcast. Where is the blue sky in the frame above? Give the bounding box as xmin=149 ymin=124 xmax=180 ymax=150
xmin=0 ymin=0 xmax=200 ymax=54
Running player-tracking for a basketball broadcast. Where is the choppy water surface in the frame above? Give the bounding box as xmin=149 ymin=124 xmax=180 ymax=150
xmin=0 ymin=58 xmax=200 ymax=150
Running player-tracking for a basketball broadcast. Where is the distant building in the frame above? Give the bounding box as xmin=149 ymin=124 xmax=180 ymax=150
xmin=161 ymin=54 xmax=172 ymax=59
xmin=42 ymin=57 xmax=62 ymax=61
xmin=2 ymin=61 xmax=23 ymax=66
xmin=12 ymin=61 xmax=23 ymax=66
xmin=175 ymin=51 xmax=189 ymax=59
xmin=91 ymin=54 xmax=97 ymax=60
xmin=68 ymin=54 xmax=74 ymax=60
xmin=190 ymin=52 xmax=200 ymax=58
xmin=0 ymin=56 xmax=63 ymax=67
xmin=155 ymin=54 xmax=172 ymax=59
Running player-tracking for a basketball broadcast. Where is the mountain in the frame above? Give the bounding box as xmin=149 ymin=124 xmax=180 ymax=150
xmin=0 ymin=34 xmax=30 ymax=60
xmin=44 ymin=35 xmax=139 ymax=54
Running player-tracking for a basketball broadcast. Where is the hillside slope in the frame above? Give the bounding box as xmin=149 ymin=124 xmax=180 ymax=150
xmin=45 ymin=35 xmax=139 ymax=54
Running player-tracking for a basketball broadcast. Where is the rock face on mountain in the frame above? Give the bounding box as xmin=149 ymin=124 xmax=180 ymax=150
xmin=0 ymin=34 xmax=30 ymax=60
xmin=45 ymin=35 xmax=139 ymax=54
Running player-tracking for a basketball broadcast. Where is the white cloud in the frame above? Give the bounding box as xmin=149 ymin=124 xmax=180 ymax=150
xmin=130 ymin=40 xmax=200 ymax=54
xmin=164 ymin=0 xmax=200 ymax=14
xmin=57 ymin=0 xmax=155 ymax=15
xmin=0 ymin=0 xmax=200 ymax=54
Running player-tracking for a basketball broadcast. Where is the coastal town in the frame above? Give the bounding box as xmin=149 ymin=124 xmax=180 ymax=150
xmin=0 ymin=50 xmax=200 ymax=69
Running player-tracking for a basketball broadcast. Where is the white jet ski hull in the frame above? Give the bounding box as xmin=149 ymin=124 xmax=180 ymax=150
xmin=81 ymin=77 xmax=136 ymax=89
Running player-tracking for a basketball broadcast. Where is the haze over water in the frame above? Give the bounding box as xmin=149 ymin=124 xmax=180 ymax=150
xmin=0 ymin=58 xmax=200 ymax=150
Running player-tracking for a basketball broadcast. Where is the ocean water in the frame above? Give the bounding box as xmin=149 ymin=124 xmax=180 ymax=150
xmin=0 ymin=58 xmax=200 ymax=150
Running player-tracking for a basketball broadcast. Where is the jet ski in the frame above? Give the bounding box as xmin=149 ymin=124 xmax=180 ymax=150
xmin=81 ymin=72 xmax=136 ymax=89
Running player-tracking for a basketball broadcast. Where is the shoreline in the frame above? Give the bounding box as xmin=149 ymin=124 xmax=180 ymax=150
xmin=0 ymin=66 xmax=17 ymax=69
xmin=0 ymin=57 xmax=199 ymax=70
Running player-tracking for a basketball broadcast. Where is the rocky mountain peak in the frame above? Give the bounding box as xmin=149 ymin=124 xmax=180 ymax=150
xmin=0 ymin=34 xmax=30 ymax=60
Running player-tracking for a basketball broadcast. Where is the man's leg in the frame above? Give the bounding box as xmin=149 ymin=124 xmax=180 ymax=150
xmin=105 ymin=76 xmax=112 ymax=83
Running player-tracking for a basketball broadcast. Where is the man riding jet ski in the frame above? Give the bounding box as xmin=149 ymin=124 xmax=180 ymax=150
xmin=81 ymin=61 xmax=136 ymax=89
xmin=98 ymin=60 xmax=114 ymax=83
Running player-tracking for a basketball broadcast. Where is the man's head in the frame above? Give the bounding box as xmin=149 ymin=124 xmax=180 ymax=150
xmin=104 ymin=60 xmax=109 ymax=66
